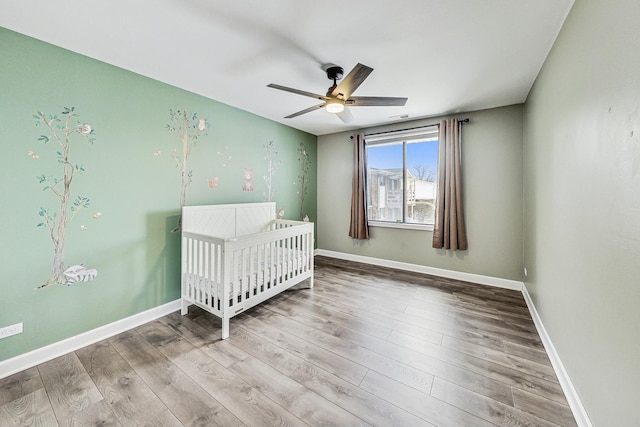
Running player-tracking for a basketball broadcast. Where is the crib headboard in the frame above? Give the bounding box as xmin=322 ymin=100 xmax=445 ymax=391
xmin=182 ymin=202 xmax=276 ymax=238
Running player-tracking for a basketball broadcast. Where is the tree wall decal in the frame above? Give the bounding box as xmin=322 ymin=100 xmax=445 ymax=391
xmin=263 ymin=140 xmax=280 ymax=202
xmin=166 ymin=108 xmax=209 ymax=231
xmin=31 ymin=107 xmax=97 ymax=288
xmin=297 ymin=142 xmax=311 ymax=220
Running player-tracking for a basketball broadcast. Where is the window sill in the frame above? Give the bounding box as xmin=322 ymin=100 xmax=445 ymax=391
xmin=368 ymin=221 xmax=434 ymax=232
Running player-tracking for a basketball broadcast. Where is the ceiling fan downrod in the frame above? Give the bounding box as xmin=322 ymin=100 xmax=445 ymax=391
xmin=325 ymin=65 xmax=344 ymax=96
xmin=325 ymin=65 xmax=343 ymax=84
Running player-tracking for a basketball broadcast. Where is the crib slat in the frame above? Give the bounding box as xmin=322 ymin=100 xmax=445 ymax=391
xmin=197 ymin=240 xmax=202 ymax=303
xmin=183 ymin=237 xmax=189 ymax=300
xmin=194 ymin=238 xmax=200 ymax=301
xmin=195 ymin=240 xmax=200 ymax=303
xmin=217 ymin=242 xmax=221 ymax=306
xmin=213 ymin=242 xmax=218 ymax=305
xmin=269 ymin=241 xmax=275 ymax=287
xmin=200 ymin=240 xmax=206 ymax=304
xmin=259 ymin=244 xmax=264 ymax=294
xmin=244 ymin=247 xmax=249 ymax=302
xmin=280 ymin=236 xmax=285 ymax=284
xmin=205 ymin=242 xmax=211 ymax=307
xmin=298 ymin=233 xmax=303 ymax=274
xmin=292 ymin=234 xmax=296 ymax=275
xmin=276 ymin=240 xmax=280 ymax=285
xmin=288 ymin=235 xmax=293 ymax=278
xmin=233 ymin=250 xmax=240 ymax=305
xmin=249 ymin=246 xmax=255 ymax=297
xmin=302 ymin=232 xmax=307 ymax=271
xmin=188 ymin=237 xmax=194 ymax=301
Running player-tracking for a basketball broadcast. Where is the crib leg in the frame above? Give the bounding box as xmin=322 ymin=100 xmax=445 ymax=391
xmin=221 ymin=317 xmax=230 ymax=340
xmin=181 ymin=299 xmax=189 ymax=315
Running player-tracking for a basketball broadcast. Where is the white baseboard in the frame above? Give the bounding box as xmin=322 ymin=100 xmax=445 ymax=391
xmin=0 ymin=299 xmax=181 ymax=380
xmin=521 ymin=286 xmax=593 ymax=427
xmin=316 ymin=249 xmax=524 ymax=291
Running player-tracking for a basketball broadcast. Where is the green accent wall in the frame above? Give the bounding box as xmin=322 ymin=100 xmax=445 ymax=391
xmin=523 ymin=0 xmax=640 ymax=424
xmin=0 ymin=28 xmax=316 ymax=361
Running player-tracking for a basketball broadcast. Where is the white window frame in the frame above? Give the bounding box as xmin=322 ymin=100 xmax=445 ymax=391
xmin=365 ymin=126 xmax=439 ymax=231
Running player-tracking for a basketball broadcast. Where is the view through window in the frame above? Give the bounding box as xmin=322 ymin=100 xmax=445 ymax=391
xmin=365 ymin=126 xmax=439 ymax=226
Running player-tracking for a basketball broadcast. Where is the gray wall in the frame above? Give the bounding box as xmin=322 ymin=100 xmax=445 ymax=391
xmin=317 ymin=104 xmax=524 ymax=281
xmin=523 ymin=0 xmax=640 ymax=425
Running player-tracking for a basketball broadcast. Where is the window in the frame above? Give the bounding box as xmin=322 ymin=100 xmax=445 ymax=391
xmin=365 ymin=126 xmax=438 ymax=229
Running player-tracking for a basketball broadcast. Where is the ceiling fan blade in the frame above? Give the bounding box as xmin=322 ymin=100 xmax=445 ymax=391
xmin=336 ymin=108 xmax=354 ymax=124
xmin=267 ymin=83 xmax=328 ymax=101
xmin=284 ymin=103 xmax=326 ymax=118
xmin=346 ymin=96 xmax=408 ymax=107
xmin=331 ymin=63 xmax=373 ymax=100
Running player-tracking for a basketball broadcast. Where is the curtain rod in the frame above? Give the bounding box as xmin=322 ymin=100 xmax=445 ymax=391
xmin=349 ymin=118 xmax=469 ymax=139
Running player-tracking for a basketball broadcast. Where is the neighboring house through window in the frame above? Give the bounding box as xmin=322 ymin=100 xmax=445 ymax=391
xmin=365 ymin=126 xmax=438 ymax=229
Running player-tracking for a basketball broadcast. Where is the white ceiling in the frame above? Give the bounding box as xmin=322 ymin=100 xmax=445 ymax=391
xmin=0 ymin=0 xmax=573 ymax=136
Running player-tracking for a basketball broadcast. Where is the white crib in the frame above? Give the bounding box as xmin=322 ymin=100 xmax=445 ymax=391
xmin=180 ymin=202 xmax=314 ymax=339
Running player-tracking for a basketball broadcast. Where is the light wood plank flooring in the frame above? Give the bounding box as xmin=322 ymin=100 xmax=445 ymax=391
xmin=0 ymin=256 xmax=578 ymax=426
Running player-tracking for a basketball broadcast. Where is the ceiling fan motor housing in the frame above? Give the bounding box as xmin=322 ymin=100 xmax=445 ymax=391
xmin=326 ymin=66 xmax=344 ymax=81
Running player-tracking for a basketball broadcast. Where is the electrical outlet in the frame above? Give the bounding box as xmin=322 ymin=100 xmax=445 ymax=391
xmin=0 ymin=323 xmax=23 ymax=339
xmin=523 ymin=267 xmax=528 ymax=277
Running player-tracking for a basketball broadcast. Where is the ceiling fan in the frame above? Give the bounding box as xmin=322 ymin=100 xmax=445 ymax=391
xmin=267 ymin=63 xmax=407 ymax=123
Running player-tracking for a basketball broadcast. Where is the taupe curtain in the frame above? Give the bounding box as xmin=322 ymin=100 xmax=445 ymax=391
xmin=432 ymin=119 xmax=468 ymax=250
xmin=349 ymin=133 xmax=369 ymax=240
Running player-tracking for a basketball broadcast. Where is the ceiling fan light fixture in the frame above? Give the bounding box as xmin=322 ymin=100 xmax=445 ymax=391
xmin=325 ymin=99 xmax=345 ymax=114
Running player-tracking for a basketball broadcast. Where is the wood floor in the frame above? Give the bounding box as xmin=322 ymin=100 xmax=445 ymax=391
xmin=0 ymin=256 xmax=577 ymax=426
